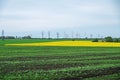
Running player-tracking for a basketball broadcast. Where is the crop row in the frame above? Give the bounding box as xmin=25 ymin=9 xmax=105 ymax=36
xmin=1 ymin=64 xmax=120 ymax=80
xmin=0 ymin=46 xmax=120 ymax=80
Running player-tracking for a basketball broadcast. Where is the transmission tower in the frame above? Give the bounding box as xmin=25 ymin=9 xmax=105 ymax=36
xmin=2 ymin=30 xmax=4 ymax=40
xmin=57 ymin=32 xmax=59 ymax=39
xmin=90 ymin=34 xmax=93 ymax=38
xmin=48 ymin=31 xmax=50 ymax=39
xmin=41 ymin=31 xmax=44 ymax=39
xmin=72 ymin=32 xmax=74 ymax=39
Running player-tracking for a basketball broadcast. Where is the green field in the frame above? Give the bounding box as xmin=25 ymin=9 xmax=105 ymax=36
xmin=0 ymin=39 xmax=120 ymax=80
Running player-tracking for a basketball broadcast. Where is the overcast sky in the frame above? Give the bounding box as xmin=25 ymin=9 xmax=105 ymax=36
xmin=0 ymin=0 xmax=120 ymax=38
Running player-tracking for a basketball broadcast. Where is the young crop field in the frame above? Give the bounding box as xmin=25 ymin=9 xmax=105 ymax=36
xmin=0 ymin=39 xmax=120 ymax=80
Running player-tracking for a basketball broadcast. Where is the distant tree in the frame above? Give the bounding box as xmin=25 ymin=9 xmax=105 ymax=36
xmin=113 ymin=38 xmax=120 ymax=42
xmin=6 ymin=36 xmax=15 ymax=39
xmin=22 ymin=35 xmax=31 ymax=39
xmin=119 ymin=38 xmax=120 ymax=42
xmin=0 ymin=36 xmax=15 ymax=39
xmin=92 ymin=38 xmax=98 ymax=42
xmin=105 ymin=36 xmax=113 ymax=42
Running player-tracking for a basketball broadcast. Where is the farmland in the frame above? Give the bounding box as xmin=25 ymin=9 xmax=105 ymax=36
xmin=5 ymin=41 xmax=120 ymax=47
xmin=0 ymin=39 xmax=120 ymax=80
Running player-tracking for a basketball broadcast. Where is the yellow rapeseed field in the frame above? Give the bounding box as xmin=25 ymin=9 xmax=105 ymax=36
xmin=5 ymin=41 xmax=120 ymax=47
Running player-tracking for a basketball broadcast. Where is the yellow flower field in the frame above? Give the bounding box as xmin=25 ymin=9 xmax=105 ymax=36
xmin=5 ymin=41 xmax=120 ymax=47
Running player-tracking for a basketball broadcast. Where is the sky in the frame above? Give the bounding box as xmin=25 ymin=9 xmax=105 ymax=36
xmin=0 ymin=0 xmax=120 ymax=38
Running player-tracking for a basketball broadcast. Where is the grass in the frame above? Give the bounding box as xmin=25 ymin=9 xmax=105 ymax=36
xmin=0 ymin=39 xmax=58 ymax=46
xmin=0 ymin=39 xmax=120 ymax=80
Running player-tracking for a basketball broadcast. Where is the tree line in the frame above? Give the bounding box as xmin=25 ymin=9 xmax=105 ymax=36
xmin=0 ymin=35 xmax=32 ymax=40
xmin=92 ymin=36 xmax=120 ymax=42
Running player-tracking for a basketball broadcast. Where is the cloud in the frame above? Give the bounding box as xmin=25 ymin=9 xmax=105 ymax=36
xmin=0 ymin=0 xmax=120 ymax=37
